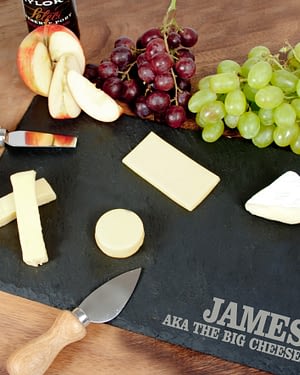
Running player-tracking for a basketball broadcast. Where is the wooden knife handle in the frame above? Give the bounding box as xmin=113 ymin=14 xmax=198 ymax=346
xmin=6 ymin=310 xmax=87 ymax=375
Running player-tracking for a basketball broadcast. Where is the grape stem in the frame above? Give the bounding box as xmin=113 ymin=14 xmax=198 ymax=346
xmin=120 ymin=60 xmax=137 ymax=80
xmin=167 ymin=0 xmax=176 ymax=13
xmin=161 ymin=0 xmax=180 ymax=105
xmin=283 ymin=41 xmax=300 ymax=64
xmin=266 ymin=53 xmax=284 ymax=70
xmin=113 ymin=0 xmax=183 ymax=106
xmin=163 ymin=0 xmax=178 ymax=32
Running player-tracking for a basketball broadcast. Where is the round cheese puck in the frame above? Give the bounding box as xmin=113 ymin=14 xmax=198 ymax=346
xmin=95 ymin=208 xmax=144 ymax=258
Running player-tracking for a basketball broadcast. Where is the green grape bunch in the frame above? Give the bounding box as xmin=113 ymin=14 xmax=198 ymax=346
xmin=188 ymin=43 xmax=300 ymax=154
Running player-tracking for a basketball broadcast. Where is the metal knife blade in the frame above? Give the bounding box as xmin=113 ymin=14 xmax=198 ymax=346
xmin=0 ymin=128 xmax=77 ymax=148
xmin=6 ymin=267 xmax=142 ymax=375
xmin=73 ymin=267 xmax=142 ymax=325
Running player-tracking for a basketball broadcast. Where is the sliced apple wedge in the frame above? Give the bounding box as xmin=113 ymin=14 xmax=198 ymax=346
xmin=17 ymin=40 xmax=53 ymax=97
xmin=48 ymin=30 xmax=85 ymax=73
xmin=48 ymin=54 xmax=82 ymax=119
xmin=67 ymin=70 xmax=123 ymax=122
xmin=17 ymin=25 xmax=85 ymax=97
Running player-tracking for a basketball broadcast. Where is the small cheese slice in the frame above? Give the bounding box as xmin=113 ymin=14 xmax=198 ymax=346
xmin=0 ymin=178 xmax=56 ymax=228
xmin=122 ymin=132 xmax=220 ymax=211
xmin=245 ymin=171 xmax=300 ymax=224
xmin=95 ymin=209 xmax=144 ymax=258
xmin=10 ymin=170 xmax=48 ymax=266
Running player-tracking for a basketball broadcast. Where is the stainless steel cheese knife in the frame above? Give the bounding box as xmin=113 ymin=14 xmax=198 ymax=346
xmin=0 ymin=128 xmax=77 ymax=148
xmin=6 ymin=267 xmax=142 ymax=375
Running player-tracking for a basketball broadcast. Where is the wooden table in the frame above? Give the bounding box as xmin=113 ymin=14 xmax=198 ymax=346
xmin=0 ymin=0 xmax=298 ymax=373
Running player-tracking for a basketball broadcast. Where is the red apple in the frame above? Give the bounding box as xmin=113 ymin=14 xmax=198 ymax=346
xmin=17 ymin=25 xmax=85 ymax=98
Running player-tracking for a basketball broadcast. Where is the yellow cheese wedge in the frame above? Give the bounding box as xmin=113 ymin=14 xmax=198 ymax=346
xmin=0 ymin=178 xmax=56 ymax=228
xmin=95 ymin=208 xmax=145 ymax=258
xmin=10 ymin=170 xmax=49 ymax=267
xmin=122 ymin=132 xmax=220 ymax=211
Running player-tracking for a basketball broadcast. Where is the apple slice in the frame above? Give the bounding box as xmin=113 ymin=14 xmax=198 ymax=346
xmin=17 ymin=39 xmax=53 ymax=97
xmin=48 ymin=30 xmax=85 ymax=73
xmin=67 ymin=70 xmax=123 ymax=122
xmin=48 ymin=54 xmax=81 ymax=119
xmin=17 ymin=25 xmax=85 ymax=97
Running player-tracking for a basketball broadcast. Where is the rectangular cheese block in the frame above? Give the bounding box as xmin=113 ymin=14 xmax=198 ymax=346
xmin=122 ymin=132 xmax=220 ymax=211
xmin=10 ymin=170 xmax=49 ymax=267
xmin=0 ymin=178 xmax=56 ymax=228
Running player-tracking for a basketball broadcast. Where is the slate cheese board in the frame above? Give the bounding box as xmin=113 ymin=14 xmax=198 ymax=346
xmin=0 ymin=96 xmax=299 ymax=375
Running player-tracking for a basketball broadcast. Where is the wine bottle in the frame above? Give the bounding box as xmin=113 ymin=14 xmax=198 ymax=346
xmin=21 ymin=0 xmax=80 ymax=38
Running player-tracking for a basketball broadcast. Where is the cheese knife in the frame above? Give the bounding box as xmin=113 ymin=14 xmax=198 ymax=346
xmin=6 ymin=267 xmax=142 ymax=375
xmin=0 ymin=128 xmax=77 ymax=148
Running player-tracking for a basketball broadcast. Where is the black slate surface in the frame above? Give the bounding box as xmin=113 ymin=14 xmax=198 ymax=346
xmin=0 ymin=96 xmax=299 ymax=375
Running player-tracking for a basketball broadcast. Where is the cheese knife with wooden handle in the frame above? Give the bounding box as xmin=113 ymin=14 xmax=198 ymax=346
xmin=6 ymin=267 xmax=142 ymax=375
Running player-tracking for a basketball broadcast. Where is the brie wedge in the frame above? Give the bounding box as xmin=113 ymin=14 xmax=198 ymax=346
xmin=245 ymin=171 xmax=300 ymax=224
xmin=10 ymin=170 xmax=49 ymax=266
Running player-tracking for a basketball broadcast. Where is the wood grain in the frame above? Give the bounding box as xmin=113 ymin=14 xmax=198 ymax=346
xmin=0 ymin=0 xmax=298 ymax=373
xmin=6 ymin=310 xmax=87 ymax=375
xmin=0 ymin=291 xmax=267 ymax=375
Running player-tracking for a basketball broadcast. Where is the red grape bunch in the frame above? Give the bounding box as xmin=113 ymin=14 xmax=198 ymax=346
xmin=84 ymin=0 xmax=198 ymax=128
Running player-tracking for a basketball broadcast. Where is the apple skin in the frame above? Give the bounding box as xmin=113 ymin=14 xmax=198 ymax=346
xmin=17 ymin=36 xmax=52 ymax=97
xmin=17 ymin=25 xmax=85 ymax=97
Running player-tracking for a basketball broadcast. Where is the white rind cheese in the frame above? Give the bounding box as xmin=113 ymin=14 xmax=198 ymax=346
xmin=95 ymin=208 xmax=144 ymax=258
xmin=245 ymin=171 xmax=300 ymax=224
xmin=10 ymin=170 xmax=49 ymax=266
xmin=0 ymin=178 xmax=56 ymax=228
xmin=122 ymin=132 xmax=220 ymax=211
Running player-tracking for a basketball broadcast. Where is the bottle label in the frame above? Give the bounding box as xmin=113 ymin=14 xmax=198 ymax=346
xmin=23 ymin=0 xmax=76 ymax=29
